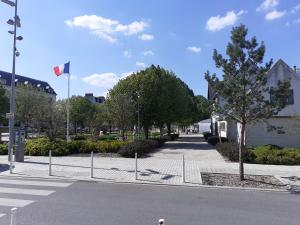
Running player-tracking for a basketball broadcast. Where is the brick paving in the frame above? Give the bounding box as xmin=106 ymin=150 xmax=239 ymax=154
xmin=0 ymin=134 xmax=299 ymax=187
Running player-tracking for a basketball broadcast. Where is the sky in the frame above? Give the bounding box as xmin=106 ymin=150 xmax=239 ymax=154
xmin=0 ymin=0 xmax=300 ymax=99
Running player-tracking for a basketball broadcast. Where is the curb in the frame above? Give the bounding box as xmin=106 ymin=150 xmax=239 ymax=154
xmin=0 ymin=173 xmax=290 ymax=193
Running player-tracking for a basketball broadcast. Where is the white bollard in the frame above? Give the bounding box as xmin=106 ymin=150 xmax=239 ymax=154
xmin=9 ymin=148 xmax=13 ymax=174
xmin=91 ymin=151 xmax=94 ymax=178
xmin=159 ymin=218 xmax=165 ymax=225
xmin=10 ymin=207 xmax=17 ymax=225
xmin=49 ymin=150 xmax=52 ymax=176
xmin=135 ymin=152 xmax=138 ymax=180
xmin=182 ymin=154 xmax=185 ymax=183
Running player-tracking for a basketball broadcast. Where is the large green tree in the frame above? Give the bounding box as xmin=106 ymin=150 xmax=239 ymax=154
xmin=108 ymin=65 xmax=200 ymax=138
xmin=70 ymin=96 xmax=96 ymax=133
xmin=0 ymin=85 xmax=9 ymax=124
xmin=205 ymin=25 xmax=290 ymax=180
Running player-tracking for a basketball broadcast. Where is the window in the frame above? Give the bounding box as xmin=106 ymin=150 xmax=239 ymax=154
xmin=270 ymin=88 xmax=294 ymax=105
xmin=0 ymin=78 xmax=6 ymax=85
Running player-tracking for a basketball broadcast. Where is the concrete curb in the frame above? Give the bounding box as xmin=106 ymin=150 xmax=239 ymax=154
xmin=0 ymin=173 xmax=290 ymax=193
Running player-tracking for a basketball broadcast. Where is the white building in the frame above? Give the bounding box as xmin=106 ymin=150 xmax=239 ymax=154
xmin=209 ymin=59 xmax=300 ymax=147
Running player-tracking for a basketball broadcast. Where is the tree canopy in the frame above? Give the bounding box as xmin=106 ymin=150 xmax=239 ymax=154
xmin=205 ymin=24 xmax=290 ymax=180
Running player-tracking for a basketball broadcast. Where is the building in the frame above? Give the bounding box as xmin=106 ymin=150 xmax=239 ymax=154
xmin=208 ymin=59 xmax=300 ymax=147
xmin=85 ymin=93 xmax=105 ymax=104
xmin=0 ymin=70 xmax=56 ymax=100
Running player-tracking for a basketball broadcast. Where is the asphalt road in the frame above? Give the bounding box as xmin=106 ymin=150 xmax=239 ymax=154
xmin=0 ymin=179 xmax=299 ymax=225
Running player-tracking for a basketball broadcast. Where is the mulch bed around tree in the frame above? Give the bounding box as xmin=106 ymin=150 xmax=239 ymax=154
xmin=201 ymin=173 xmax=287 ymax=189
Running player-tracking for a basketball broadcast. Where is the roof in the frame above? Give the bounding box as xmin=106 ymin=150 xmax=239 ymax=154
xmin=0 ymin=70 xmax=56 ymax=95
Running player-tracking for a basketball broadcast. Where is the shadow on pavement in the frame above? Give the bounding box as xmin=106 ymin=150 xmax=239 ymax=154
xmin=0 ymin=164 xmax=9 ymax=172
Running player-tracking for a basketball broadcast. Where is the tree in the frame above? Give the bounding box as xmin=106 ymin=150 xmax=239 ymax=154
xmin=70 ymin=96 xmax=95 ymax=133
xmin=0 ymin=85 xmax=9 ymax=124
xmin=106 ymin=94 xmax=135 ymax=140
xmin=205 ymin=25 xmax=290 ymax=180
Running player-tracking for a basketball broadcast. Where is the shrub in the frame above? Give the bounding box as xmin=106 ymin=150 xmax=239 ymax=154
xmin=72 ymin=135 xmax=87 ymax=141
xmin=118 ymin=139 xmax=165 ymax=158
xmin=0 ymin=144 xmax=7 ymax=155
xmin=203 ymin=132 xmax=212 ymax=140
xmin=250 ymin=145 xmax=300 ymax=165
xmin=98 ymin=134 xmax=119 ymax=141
xmin=25 ymin=138 xmax=127 ymax=156
xmin=216 ymin=142 xmax=254 ymax=162
xmin=151 ymin=132 xmax=161 ymax=137
xmin=207 ymin=136 xmax=228 ymax=146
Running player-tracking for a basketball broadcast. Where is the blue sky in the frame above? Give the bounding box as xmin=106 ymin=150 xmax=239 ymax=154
xmin=0 ymin=0 xmax=300 ymax=99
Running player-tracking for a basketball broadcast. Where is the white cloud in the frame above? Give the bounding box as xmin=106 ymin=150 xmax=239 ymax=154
xmin=65 ymin=15 xmax=148 ymax=42
xmin=82 ymin=73 xmax=119 ymax=88
xmin=139 ymin=34 xmax=154 ymax=41
xmin=256 ymin=0 xmax=279 ymax=12
xmin=291 ymin=4 xmax=300 ymax=13
xmin=265 ymin=10 xmax=286 ymax=20
xmin=187 ymin=46 xmax=201 ymax=53
xmin=136 ymin=62 xmax=146 ymax=68
xmin=143 ymin=50 xmax=154 ymax=56
xmin=206 ymin=10 xmax=245 ymax=32
xmin=123 ymin=50 xmax=132 ymax=58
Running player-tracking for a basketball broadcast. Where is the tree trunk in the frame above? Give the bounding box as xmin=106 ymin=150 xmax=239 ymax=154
xmin=239 ymin=122 xmax=246 ymax=181
xmin=121 ymin=129 xmax=125 ymax=141
xmin=159 ymin=126 xmax=163 ymax=138
xmin=144 ymin=125 xmax=149 ymax=139
xmin=167 ymin=123 xmax=171 ymax=136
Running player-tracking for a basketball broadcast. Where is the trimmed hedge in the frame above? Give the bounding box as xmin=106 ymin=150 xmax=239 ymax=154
xmin=250 ymin=145 xmax=300 ymax=165
xmin=25 ymin=138 xmax=128 ymax=156
xmin=216 ymin=142 xmax=300 ymax=165
xmin=0 ymin=144 xmax=7 ymax=155
xmin=203 ymin=132 xmax=212 ymax=141
xmin=118 ymin=138 xmax=165 ymax=158
xmin=216 ymin=142 xmax=254 ymax=162
xmin=207 ymin=136 xmax=228 ymax=146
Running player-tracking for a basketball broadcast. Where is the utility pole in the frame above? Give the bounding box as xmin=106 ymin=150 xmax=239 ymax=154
xmin=1 ymin=0 xmax=22 ymax=162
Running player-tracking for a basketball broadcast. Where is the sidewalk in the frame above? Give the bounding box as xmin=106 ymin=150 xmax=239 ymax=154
xmin=0 ymin=135 xmax=299 ymax=187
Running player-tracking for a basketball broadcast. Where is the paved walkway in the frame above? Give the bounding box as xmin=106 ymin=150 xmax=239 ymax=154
xmin=0 ymin=134 xmax=299 ymax=187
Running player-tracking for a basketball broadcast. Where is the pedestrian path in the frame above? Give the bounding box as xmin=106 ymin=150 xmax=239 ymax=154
xmin=0 ymin=177 xmax=72 ymax=220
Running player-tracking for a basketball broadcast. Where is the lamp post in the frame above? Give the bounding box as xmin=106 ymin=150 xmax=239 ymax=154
xmin=1 ymin=0 xmax=23 ymax=162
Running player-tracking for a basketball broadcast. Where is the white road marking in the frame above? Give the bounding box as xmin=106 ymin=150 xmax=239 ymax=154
xmin=0 ymin=187 xmax=55 ymax=196
xmin=0 ymin=213 xmax=6 ymax=218
xmin=0 ymin=198 xmax=34 ymax=207
xmin=0 ymin=179 xmax=72 ymax=187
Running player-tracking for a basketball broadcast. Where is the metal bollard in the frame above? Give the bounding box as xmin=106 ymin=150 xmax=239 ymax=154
xmin=159 ymin=218 xmax=165 ymax=225
xmin=10 ymin=208 xmax=17 ymax=225
xmin=49 ymin=150 xmax=52 ymax=176
xmin=135 ymin=152 xmax=138 ymax=180
xmin=182 ymin=154 xmax=185 ymax=183
xmin=91 ymin=151 xmax=94 ymax=178
xmin=9 ymin=148 xmax=13 ymax=174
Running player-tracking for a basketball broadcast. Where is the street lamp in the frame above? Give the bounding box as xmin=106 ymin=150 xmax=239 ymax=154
xmin=1 ymin=0 xmax=23 ymax=165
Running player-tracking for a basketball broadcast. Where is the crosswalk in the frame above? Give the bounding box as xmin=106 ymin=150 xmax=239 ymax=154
xmin=0 ymin=177 xmax=72 ymax=220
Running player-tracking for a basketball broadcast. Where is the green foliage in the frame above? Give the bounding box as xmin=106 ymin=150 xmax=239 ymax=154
xmin=0 ymin=84 xmax=9 ymax=124
xmin=205 ymin=24 xmax=291 ymax=179
xmin=25 ymin=138 xmax=127 ymax=156
xmin=108 ymin=65 xmax=203 ymax=138
xmin=203 ymin=132 xmax=212 ymax=141
xmin=0 ymin=143 xmax=7 ymax=155
xmin=207 ymin=136 xmax=228 ymax=146
xmin=250 ymin=145 xmax=300 ymax=165
xmin=98 ymin=134 xmax=119 ymax=141
xmin=216 ymin=142 xmax=254 ymax=162
xmin=216 ymin=143 xmax=300 ymax=165
xmin=70 ymin=96 xmax=96 ymax=131
xmin=118 ymin=139 xmax=165 ymax=158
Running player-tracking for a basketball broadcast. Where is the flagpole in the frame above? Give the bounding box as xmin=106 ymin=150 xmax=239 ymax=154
xmin=67 ymin=72 xmax=70 ymax=142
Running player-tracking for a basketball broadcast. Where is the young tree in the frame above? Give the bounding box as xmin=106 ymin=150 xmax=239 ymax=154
xmin=205 ymin=25 xmax=290 ymax=180
xmin=0 ymin=85 xmax=9 ymax=124
xmin=106 ymin=94 xmax=135 ymax=141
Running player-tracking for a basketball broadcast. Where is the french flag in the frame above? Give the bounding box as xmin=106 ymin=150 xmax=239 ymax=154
xmin=54 ymin=62 xmax=70 ymax=76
